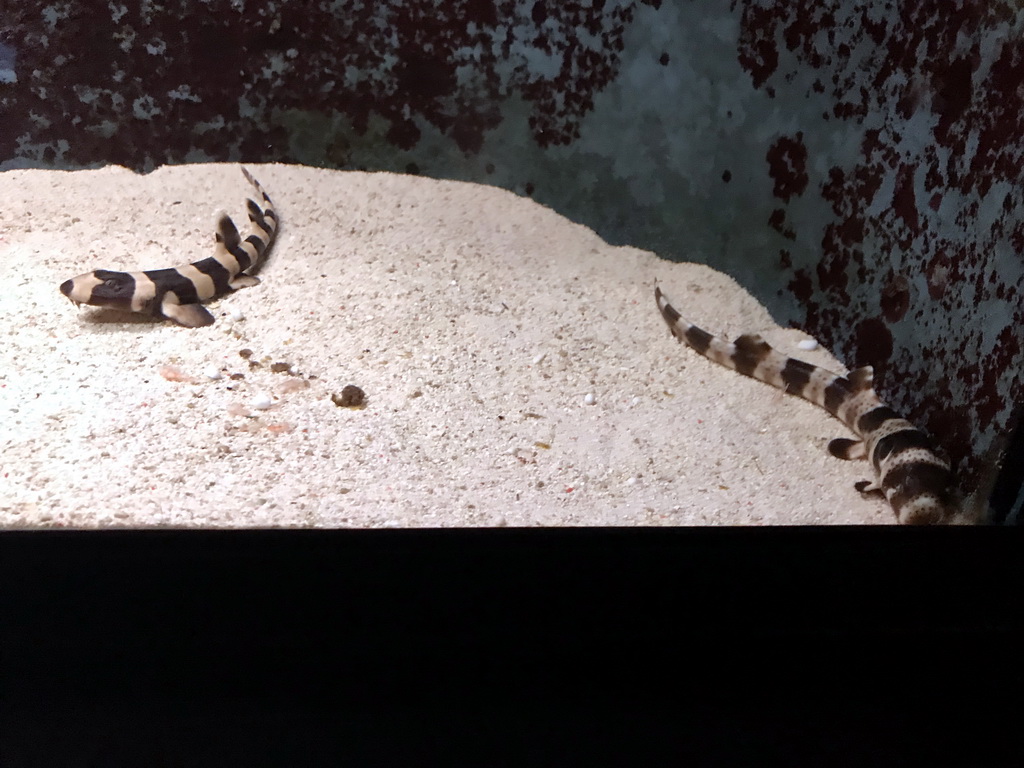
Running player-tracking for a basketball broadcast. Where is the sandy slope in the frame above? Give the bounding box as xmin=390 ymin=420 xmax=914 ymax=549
xmin=0 ymin=163 xmax=891 ymax=526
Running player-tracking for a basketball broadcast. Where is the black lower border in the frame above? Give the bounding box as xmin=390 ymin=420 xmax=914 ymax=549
xmin=1 ymin=528 xmax=1021 ymax=766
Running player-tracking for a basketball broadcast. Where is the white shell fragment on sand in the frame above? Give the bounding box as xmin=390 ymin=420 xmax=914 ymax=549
xmin=203 ymin=365 xmax=223 ymax=380
xmin=251 ymin=393 xmax=273 ymax=410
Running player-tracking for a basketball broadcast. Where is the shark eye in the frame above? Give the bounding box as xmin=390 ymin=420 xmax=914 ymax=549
xmin=103 ymin=278 xmax=120 ymax=288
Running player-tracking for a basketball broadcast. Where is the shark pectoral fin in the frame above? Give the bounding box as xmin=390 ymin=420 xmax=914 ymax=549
xmin=163 ymin=302 xmax=215 ymax=328
xmin=229 ymin=274 xmax=261 ymax=290
xmin=732 ymin=333 xmax=771 ymax=354
xmin=847 ymin=366 xmax=874 ymax=391
xmin=854 ymin=479 xmax=882 ymax=494
xmin=828 ymin=437 xmax=867 ymax=460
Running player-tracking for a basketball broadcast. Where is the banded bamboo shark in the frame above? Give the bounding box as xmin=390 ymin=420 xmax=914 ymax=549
xmin=655 ymin=285 xmax=964 ymax=524
xmin=60 ymin=167 xmax=277 ymax=328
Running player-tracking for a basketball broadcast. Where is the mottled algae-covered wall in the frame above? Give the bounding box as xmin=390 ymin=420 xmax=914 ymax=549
xmin=1 ymin=1 xmax=1021 ymax=519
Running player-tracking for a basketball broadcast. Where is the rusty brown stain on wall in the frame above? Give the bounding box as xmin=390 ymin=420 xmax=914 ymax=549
xmin=1 ymin=0 xmax=658 ymax=166
xmin=737 ymin=1 xmax=1024 ymax=497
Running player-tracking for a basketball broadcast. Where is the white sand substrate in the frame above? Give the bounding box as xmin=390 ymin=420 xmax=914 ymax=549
xmin=0 ymin=163 xmax=892 ymax=527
